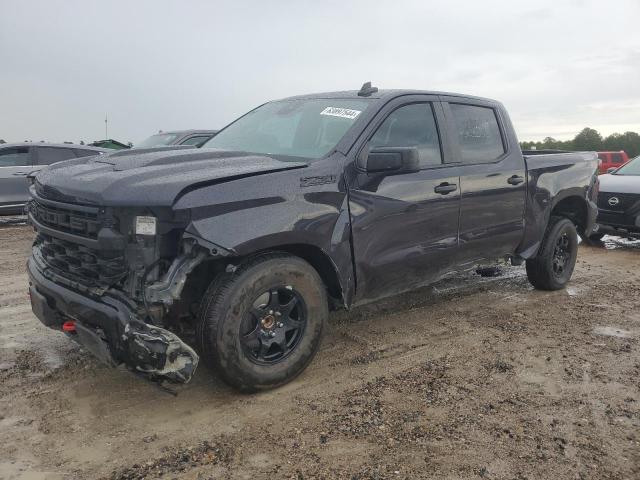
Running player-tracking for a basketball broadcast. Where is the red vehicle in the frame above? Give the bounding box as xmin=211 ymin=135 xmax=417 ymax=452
xmin=597 ymin=151 xmax=629 ymax=174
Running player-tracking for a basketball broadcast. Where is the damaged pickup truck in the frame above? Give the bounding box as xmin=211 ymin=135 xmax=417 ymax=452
xmin=27 ymin=84 xmax=599 ymax=391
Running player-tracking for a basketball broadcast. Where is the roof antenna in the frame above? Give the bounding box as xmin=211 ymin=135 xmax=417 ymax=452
xmin=358 ymin=81 xmax=378 ymax=97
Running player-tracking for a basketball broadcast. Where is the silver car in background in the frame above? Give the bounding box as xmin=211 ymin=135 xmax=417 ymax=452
xmin=0 ymin=143 xmax=106 ymax=215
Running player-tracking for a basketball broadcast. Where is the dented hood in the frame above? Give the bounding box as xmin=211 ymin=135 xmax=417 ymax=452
xmin=34 ymin=148 xmax=307 ymax=206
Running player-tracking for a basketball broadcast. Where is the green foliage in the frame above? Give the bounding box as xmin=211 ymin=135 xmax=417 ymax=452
xmin=573 ymin=128 xmax=603 ymax=151
xmin=520 ymin=127 xmax=640 ymax=158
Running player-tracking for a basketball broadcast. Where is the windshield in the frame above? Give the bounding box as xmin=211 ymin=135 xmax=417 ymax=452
xmin=136 ymin=133 xmax=180 ymax=148
xmin=612 ymin=155 xmax=640 ymax=175
xmin=202 ymin=98 xmax=372 ymax=159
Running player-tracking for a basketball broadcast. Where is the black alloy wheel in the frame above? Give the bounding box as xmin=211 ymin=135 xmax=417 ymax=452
xmin=240 ymin=287 xmax=307 ymax=364
xmin=552 ymin=232 xmax=572 ymax=277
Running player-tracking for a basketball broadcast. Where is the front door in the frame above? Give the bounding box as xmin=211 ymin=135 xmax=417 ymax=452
xmin=440 ymin=98 xmax=526 ymax=265
xmin=348 ymin=97 xmax=461 ymax=304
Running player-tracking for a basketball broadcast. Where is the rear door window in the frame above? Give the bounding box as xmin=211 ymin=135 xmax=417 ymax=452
xmin=369 ymin=103 xmax=443 ymax=168
xmin=611 ymin=153 xmax=624 ymax=164
xmin=36 ymin=147 xmax=76 ymax=165
xmin=0 ymin=147 xmax=30 ymax=166
xmin=449 ymin=104 xmax=506 ymax=163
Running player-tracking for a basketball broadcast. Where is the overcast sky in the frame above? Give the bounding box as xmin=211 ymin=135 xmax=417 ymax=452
xmin=1 ymin=0 xmax=639 ymax=144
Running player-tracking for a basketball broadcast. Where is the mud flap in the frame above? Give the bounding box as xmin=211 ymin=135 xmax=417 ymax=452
xmin=125 ymin=324 xmax=199 ymax=384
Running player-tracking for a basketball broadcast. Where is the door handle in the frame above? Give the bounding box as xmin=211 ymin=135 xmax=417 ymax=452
xmin=12 ymin=172 xmax=29 ymax=176
xmin=434 ymin=182 xmax=458 ymax=195
xmin=507 ymin=175 xmax=524 ymax=185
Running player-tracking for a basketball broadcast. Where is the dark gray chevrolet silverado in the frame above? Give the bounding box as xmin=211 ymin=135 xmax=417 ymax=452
xmin=27 ymin=84 xmax=599 ymax=391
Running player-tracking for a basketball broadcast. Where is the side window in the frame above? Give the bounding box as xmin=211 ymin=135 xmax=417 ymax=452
xmin=180 ymin=136 xmax=211 ymax=146
xmin=449 ymin=104 xmax=505 ymax=163
xmin=36 ymin=147 xmax=76 ymax=165
xmin=611 ymin=153 xmax=623 ymax=164
xmin=597 ymin=153 xmax=607 ymax=162
xmin=74 ymin=149 xmax=100 ymax=158
xmin=369 ymin=103 xmax=442 ymax=167
xmin=0 ymin=147 xmax=30 ymax=166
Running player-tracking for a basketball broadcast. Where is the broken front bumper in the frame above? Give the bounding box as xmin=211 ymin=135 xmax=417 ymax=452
xmin=27 ymin=256 xmax=199 ymax=384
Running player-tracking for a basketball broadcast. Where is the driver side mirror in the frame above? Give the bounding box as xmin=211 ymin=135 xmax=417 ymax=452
xmin=365 ymin=147 xmax=420 ymax=174
xmin=606 ymin=167 xmax=617 ymax=174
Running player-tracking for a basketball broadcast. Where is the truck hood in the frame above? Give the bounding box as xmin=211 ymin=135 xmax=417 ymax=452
xmin=34 ymin=148 xmax=307 ymax=206
xmin=598 ymin=173 xmax=640 ymax=195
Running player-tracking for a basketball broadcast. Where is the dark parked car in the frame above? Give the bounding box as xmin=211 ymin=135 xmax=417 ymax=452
xmin=135 ymin=130 xmax=218 ymax=148
xmin=27 ymin=85 xmax=599 ymax=391
xmin=0 ymin=143 xmax=106 ymax=215
xmin=590 ymin=155 xmax=640 ymax=239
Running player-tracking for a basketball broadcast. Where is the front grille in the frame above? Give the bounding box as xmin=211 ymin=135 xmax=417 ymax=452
xmin=597 ymin=192 xmax=640 ymax=212
xmin=29 ymin=191 xmax=127 ymax=288
xmin=35 ymin=180 xmax=81 ymax=204
xmin=30 ymin=199 xmax=101 ymax=239
xmin=36 ymin=233 xmax=126 ymax=285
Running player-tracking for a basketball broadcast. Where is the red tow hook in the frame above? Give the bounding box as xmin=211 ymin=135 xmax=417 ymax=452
xmin=62 ymin=320 xmax=77 ymax=334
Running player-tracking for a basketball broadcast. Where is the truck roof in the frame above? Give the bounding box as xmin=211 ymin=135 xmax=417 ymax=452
xmin=282 ymin=89 xmax=498 ymax=104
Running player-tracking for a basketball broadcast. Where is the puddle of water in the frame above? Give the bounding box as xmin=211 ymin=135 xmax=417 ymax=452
xmin=566 ymin=286 xmax=579 ymax=297
xmin=593 ymin=326 xmax=633 ymax=338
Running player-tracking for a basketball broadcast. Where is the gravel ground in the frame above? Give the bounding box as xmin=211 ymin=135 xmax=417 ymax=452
xmin=0 ymin=225 xmax=638 ymax=479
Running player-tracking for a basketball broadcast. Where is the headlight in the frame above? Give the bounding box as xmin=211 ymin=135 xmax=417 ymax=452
xmin=135 ymin=216 xmax=157 ymax=235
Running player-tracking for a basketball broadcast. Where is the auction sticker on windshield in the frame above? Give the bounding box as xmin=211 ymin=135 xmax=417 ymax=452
xmin=320 ymin=107 xmax=361 ymax=120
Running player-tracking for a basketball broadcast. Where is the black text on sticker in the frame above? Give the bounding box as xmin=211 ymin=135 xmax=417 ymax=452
xmin=320 ymin=107 xmax=361 ymax=120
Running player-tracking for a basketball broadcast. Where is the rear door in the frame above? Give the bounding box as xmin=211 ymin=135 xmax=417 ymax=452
xmin=0 ymin=146 xmax=34 ymax=212
xmin=440 ymin=98 xmax=526 ymax=265
xmin=348 ymin=95 xmax=461 ymax=303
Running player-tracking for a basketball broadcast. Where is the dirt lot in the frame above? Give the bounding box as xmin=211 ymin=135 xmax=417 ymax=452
xmin=0 ymin=224 xmax=638 ymax=480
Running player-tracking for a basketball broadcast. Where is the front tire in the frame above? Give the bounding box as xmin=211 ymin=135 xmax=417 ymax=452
xmin=526 ymin=216 xmax=579 ymax=291
xmin=197 ymin=253 xmax=327 ymax=392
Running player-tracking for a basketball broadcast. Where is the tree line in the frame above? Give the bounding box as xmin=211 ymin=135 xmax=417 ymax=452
xmin=520 ymin=128 xmax=640 ymax=158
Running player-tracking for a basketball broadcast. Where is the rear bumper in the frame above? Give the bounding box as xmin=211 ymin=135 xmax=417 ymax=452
xmin=27 ymin=256 xmax=199 ymax=383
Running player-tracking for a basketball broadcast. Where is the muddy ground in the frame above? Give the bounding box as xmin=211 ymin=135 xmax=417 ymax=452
xmin=0 ymin=224 xmax=638 ymax=480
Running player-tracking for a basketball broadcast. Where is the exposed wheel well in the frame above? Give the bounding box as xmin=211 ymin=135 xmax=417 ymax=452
xmin=551 ymin=196 xmax=588 ymax=235
xmin=267 ymin=244 xmax=343 ymax=305
xmin=180 ymin=244 xmax=344 ymax=320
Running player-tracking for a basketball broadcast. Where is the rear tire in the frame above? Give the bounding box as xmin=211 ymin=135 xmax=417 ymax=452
xmin=196 ymin=253 xmax=327 ymax=392
xmin=526 ymin=216 xmax=578 ymax=291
